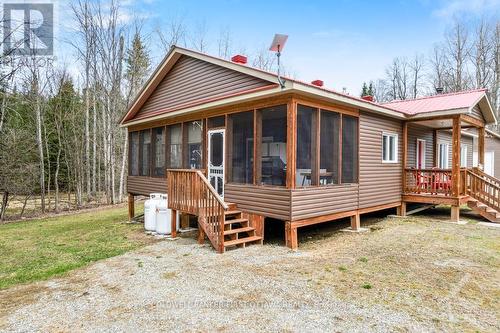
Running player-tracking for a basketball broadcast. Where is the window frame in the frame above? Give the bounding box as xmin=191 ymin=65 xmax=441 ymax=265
xmin=438 ymin=143 xmax=450 ymax=169
xmin=382 ymin=132 xmax=398 ymax=164
xmin=460 ymin=145 xmax=468 ymax=168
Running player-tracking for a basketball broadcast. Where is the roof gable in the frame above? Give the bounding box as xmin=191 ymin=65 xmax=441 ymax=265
xmin=121 ymin=49 xmax=277 ymax=124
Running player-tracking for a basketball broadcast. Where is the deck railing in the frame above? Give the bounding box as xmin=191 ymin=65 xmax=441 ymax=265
xmin=404 ymin=168 xmax=453 ymax=196
xmin=465 ymin=168 xmax=500 ymax=212
xmin=167 ymin=169 xmax=228 ymax=253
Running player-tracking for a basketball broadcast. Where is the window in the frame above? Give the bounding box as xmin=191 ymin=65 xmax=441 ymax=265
xmin=139 ymin=130 xmax=151 ymax=176
xmin=229 ymin=111 xmax=253 ymax=183
xmin=342 ymin=115 xmax=358 ymax=183
xmin=129 ymin=131 xmax=139 ymax=176
xmin=320 ymin=110 xmax=340 ymax=185
xmin=460 ymin=145 xmax=468 ymax=167
xmin=152 ymin=127 xmax=165 ymax=176
xmin=438 ymin=143 xmax=449 ymax=168
xmin=185 ymin=120 xmax=203 ymax=169
xmin=382 ymin=132 xmax=398 ymax=163
xmin=296 ymin=105 xmax=317 ymax=186
xmin=168 ymin=124 xmax=182 ymax=168
xmin=260 ymin=105 xmax=287 ymax=186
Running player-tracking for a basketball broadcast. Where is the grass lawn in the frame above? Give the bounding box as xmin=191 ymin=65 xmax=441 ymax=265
xmin=0 ymin=205 xmax=152 ymax=290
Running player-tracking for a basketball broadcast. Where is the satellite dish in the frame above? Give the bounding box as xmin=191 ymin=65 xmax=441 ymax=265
xmin=269 ymin=34 xmax=288 ymax=88
xmin=269 ymin=34 xmax=288 ymax=52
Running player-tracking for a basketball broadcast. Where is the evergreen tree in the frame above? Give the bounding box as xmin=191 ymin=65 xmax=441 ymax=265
xmin=125 ymin=32 xmax=151 ymax=101
xmin=367 ymin=82 xmax=374 ymax=96
xmin=361 ymin=82 xmax=368 ymax=97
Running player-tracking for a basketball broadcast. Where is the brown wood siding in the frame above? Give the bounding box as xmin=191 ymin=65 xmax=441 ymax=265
xmin=470 ymin=105 xmax=485 ymax=122
xmin=485 ymin=136 xmax=500 ymax=177
xmin=407 ymin=124 xmax=434 ymax=168
xmin=359 ymin=112 xmax=403 ymax=208
xmin=436 ymin=131 xmax=473 ymax=167
xmin=128 ymin=176 xmax=167 ymax=196
xmin=135 ymin=56 xmax=272 ymax=119
xmin=224 ymin=184 xmax=291 ymax=220
xmin=290 ymin=185 xmax=359 ymax=221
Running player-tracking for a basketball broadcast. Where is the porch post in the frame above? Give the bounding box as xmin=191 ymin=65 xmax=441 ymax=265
xmin=402 ymin=121 xmax=408 ymax=192
xmin=171 ymin=209 xmax=177 ymax=238
xmin=451 ymin=116 xmax=461 ymax=197
xmin=478 ymin=126 xmax=485 ymax=168
xmin=286 ymin=98 xmax=297 ymax=189
xmin=451 ymin=116 xmax=461 ymax=222
xmin=285 ymin=221 xmax=298 ymax=250
xmin=128 ymin=193 xmax=135 ymax=221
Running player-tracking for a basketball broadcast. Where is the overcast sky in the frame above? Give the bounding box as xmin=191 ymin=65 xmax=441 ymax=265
xmin=58 ymin=0 xmax=500 ymax=94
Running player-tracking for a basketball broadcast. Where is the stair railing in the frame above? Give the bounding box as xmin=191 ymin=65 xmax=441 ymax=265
xmin=167 ymin=169 xmax=228 ymax=253
xmin=466 ymin=169 xmax=500 ymax=213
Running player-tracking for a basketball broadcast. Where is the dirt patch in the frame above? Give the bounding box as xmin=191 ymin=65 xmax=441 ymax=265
xmin=1 ymin=213 xmax=499 ymax=332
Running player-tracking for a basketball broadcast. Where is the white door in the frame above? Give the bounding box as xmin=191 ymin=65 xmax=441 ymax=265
xmin=485 ymin=151 xmax=494 ymax=176
xmin=416 ymin=139 xmax=426 ymax=169
xmin=208 ymin=129 xmax=225 ymax=197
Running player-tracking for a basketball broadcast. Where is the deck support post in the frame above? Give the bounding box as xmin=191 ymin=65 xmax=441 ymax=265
xmin=350 ymin=213 xmax=360 ymax=230
xmin=402 ymin=121 xmax=408 ymax=193
xmin=171 ymin=209 xmax=177 ymax=238
xmin=128 ymin=194 xmax=134 ymax=222
xmin=451 ymin=205 xmax=460 ymax=222
xmin=285 ymin=221 xmax=298 ymax=250
xmin=197 ymin=224 xmax=205 ymax=244
xmin=397 ymin=202 xmax=407 ymax=217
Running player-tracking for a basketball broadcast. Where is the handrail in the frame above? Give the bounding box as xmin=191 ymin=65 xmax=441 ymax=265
xmin=167 ymin=169 xmax=227 ymax=253
xmin=465 ymin=169 xmax=500 ymax=213
xmin=195 ymin=170 xmax=228 ymax=210
xmin=471 ymin=167 xmax=500 ymax=187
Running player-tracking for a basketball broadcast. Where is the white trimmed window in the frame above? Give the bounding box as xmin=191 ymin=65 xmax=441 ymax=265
xmin=438 ymin=143 xmax=449 ymax=169
xmin=460 ymin=146 xmax=468 ymax=167
xmin=382 ymin=132 xmax=398 ymax=163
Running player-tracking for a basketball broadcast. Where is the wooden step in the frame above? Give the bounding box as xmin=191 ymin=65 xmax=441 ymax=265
xmin=224 ymin=218 xmax=248 ymax=225
xmin=224 ymin=210 xmax=242 ymax=216
xmin=224 ymin=226 xmax=254 ymax=236
xmin=224 ymin=235 xmax=262 ymax=247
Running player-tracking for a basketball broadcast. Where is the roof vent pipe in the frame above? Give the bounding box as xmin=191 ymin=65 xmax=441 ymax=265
xmin=435 ymin=87 xmax=444 ymax=94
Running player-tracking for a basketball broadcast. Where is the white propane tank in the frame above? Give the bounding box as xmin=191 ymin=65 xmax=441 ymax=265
xmin=155 ymin=194 xmax=180 ymax=235
xmin=144 ymin=193 xmax=164 ymax=232
xmin=144 ymin=198 xmax=156 ymax=232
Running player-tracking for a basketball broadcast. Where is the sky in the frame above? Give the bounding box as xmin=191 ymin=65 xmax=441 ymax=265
xmin=57 ymin=0 xmax=500 ymax=94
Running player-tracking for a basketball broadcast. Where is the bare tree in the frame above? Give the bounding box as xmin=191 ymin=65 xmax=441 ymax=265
xmin=156 ymin=15 xmax=187 ymax=52
xmin=444 ymin=20 xmax=472 ymax=91
xmin=409 ymin=53 xmax=425 ymax=98
xmin=217 ymin=27 xmax=232 ymax=59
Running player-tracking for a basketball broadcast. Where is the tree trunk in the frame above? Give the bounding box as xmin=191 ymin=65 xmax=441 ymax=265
xmin=118 ymin=130 xmax=128 ymax=202
xmin=0 ymin=191 xmax=8 ymax=222
xmin=35 ymin=98 xmax=45 ymax=213
xmin=20 ymin=194 xmax=32 ymax=218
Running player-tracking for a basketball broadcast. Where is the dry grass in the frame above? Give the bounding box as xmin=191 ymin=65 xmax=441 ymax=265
xmin=286 ymin=209 xmax=500 ymax=332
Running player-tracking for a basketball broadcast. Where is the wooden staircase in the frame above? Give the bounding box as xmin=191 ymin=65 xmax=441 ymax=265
xmin=223 ymin=204 xmax=263 ymax=250
xmin=464 ymin=168 xmax=500 ymax=223
xmin=167 ymin=169 xmax=262 ymax=253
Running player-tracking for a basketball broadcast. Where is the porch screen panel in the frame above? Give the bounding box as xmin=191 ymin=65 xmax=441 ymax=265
xmin=139 ymin=130 xmax=151 ymax=176
xmin=185 ymin=120 xmax=203 ymax=169
xmin=341 ymin=115 xmax=358 ymax=183
xmin=168 ymin=124 xmax=182 ymax=168
xmin=229 ymin=111 xmax=253 ymax=183
xmin=320 ymin=110 xmax=340 ymax=185
xmin=129 ymin=131 xmax=139 ymax=176
xmin=260 ymin=105 xmax=287 ymax=186
xmin=297 ymin=105 xmax=317 ymax=186
xmin=153 ymin=127 xmax=165 ymax=176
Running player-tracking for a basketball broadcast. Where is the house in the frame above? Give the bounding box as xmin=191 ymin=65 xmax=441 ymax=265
xmin=120 ymin=46 xmax=498 ymax=253
xmin=484 ymin=129 xmax=500 ymax=177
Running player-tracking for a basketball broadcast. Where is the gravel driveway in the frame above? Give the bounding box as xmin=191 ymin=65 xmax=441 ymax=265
xmin=1 ymin=214 xmax=498 ymax=332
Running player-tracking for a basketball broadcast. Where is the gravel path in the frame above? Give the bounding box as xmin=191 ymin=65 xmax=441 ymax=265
xmin=0 ymin=235 xmax=430 ymax=333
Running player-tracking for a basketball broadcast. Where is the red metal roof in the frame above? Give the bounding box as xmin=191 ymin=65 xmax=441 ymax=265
xmin=382 ymin=89 xmax=487 ymax=115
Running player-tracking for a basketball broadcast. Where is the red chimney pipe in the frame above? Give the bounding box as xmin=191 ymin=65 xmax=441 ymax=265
xmin=361 ymin=95 xmax=374 ymax=102
xmin=231 ymin=55 xmax=247 ymax=64
xmin=311 ymin=80 xmax=324 ymax=87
